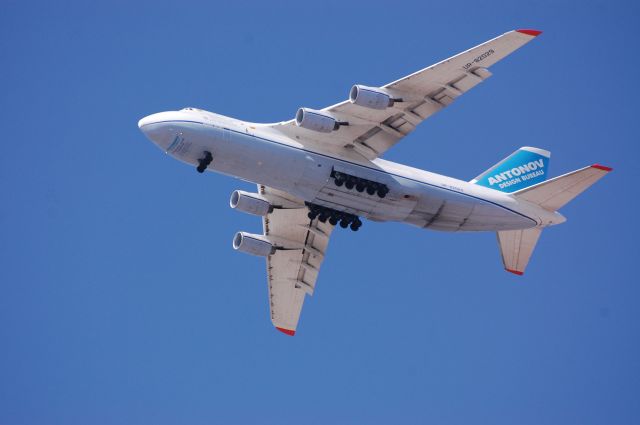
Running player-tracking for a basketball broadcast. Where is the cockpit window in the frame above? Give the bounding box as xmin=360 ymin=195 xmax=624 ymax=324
xmin=181 ymin=107 xmax=203 ymax=112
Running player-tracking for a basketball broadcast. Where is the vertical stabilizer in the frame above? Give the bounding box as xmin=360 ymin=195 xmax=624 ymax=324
xmin=497 ymin=228 xmax=542 ymax=275
xmin=472 ymin=147 xmax=550 ymax=193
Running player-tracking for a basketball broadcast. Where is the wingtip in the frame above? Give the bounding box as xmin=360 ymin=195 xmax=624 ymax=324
xmin=276 ymin=327 xmax=296 ymax=336
xmin=591 ymin=164 xmax=613 ymax=172
xmin=516 ymin=29 xmax=543 ymax=37
xmin=506 ymin=268 xmax=524 ymax=276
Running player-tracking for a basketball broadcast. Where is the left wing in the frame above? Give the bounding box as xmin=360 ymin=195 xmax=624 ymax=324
xmin=269 ymin=29 xmax=541 ymax=160
xmin=259 ymin=185 xmax=334 ymax=335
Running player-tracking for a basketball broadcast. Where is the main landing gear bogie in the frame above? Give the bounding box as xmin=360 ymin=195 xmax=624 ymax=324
xmin=196 ymin=151 xmax=213 ymax=173
xmin=306 ymin=202 xmax=362 ymax=231
xmin=330 ymin=170 xmax=389 ymax=198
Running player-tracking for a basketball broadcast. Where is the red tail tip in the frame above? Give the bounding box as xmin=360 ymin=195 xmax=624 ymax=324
xmin=591 ymin=164 xmax=613 ymax=172
xmin=506 ymin=268 xmax=524 ymax=276
xmin=276 ymin=327 xmax=296 ymax=336
xmin=516 ymin=29 xmax=543 ymax=37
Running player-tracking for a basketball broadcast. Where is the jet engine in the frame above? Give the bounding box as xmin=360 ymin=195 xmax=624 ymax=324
xmin=295 ymin=108 xmax=341 ymax=133
xmin=230 ymin=190 xmax=272 ymax=216
xmin=349 ymin=85 xmax=396 ymax=110
xmin=232 ymin=232 xmax=275 ymax=257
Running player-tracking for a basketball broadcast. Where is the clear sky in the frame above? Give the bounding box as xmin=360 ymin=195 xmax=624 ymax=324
xmin=1 ymin=0 xmax=639 ymax=424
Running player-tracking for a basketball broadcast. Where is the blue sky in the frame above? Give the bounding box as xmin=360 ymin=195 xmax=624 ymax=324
xmin=1 ymin=0 xmax=639 ymax=424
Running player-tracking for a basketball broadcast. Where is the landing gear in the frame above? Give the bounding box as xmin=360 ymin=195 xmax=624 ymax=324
xmin=305 ymin=202 xmax=362 ymax=232
xmin=330 ymin=169 xmax=389 ymax=198
xmin=196 ymin=151 xmax=213 ymax=173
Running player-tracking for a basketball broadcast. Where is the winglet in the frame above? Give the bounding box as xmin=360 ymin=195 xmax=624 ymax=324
xmin=276 ymin=327 xmax=296 ymax=336
xmin=505 ymin=268 xmax=524 ymax=276
xmin=516 ymin=29 xmax=543 ymax=37
xmin=591 ymin=164 xmax=613 ymax=172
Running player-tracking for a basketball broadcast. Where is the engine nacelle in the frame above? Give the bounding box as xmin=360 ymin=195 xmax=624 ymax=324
xmin=232 ymin=232 xmax=275 ymax=257
xmin=230 ymin=190 xmax=272 ymax=216
xmin=295 ymin=107 xmax=340 ymax=133
xmin=349 ymin=85 xmax=394 ymax=110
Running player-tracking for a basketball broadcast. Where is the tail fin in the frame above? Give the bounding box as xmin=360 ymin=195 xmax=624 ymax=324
xmin=498 ymin=164 xmax=612 ymax=275
xmin=512 ymin=164 xmax=612 ymax=211
xmin=471 ymin=146 xmax=550 ymax=193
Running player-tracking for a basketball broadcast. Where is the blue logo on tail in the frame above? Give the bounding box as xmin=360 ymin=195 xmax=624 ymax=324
xmin=473 ymin=147 xmax=550 ymax=193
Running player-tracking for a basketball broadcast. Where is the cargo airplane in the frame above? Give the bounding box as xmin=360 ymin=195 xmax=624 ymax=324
xmin=139 ymin=29 xmax=611 ymax=335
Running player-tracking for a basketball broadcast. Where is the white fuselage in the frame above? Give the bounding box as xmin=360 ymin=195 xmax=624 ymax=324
xmin=139 ymin=109 xmax=564 ymax=231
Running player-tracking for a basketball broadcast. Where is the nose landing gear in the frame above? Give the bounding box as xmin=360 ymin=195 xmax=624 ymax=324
xmin=196 ymin=151 xmax=213 ymax=173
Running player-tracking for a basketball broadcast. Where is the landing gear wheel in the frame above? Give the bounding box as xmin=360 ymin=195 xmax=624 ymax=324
xmin=329 ymin=216 xmax=339 ymax=225
xmin=345 ymin=177 xmax=356 ymax=190
xmin=366 ymin=184 xmax=377 ymax=195
xmin=355 ymin=182 xmax=366 ymax=192
xmin=196 ymin=151 xmax=213 ymax=173
xmin=339 ymin=219 xmax=350 ymax=228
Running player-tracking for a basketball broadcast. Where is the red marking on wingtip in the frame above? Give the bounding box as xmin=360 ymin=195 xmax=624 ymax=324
xmin=276 ymin=327 xmax=295 ymax=336
xmin=506 ymin=268 xmax=524 ymax=276
xmin=591 ymin=164 xmax=613 ymax=172
xmin=516 ymin=29 xmax=543 ymax=37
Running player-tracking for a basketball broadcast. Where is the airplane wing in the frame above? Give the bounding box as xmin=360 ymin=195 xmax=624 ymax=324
xmin=270 ymin=29 xmax=541 ymax=160
xmin=258 ymin=185 xmax=334 ymax=335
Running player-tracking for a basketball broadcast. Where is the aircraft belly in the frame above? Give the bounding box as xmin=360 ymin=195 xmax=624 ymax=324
xmin=407 ymin=187 xmax=535 ymax=232
xmin=174 ymin=124 xmax=535 ymax=232
xmin=186 ymin=129 xmax=307 ymax=193
xmin=311 ymin=184 xmax=415 ymax=221
xmin=292 ymin=157 xmax=417 ymax=221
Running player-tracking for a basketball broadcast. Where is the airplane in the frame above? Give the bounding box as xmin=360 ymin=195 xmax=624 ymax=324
xmin=138 ymin=29 xmax=611 ymax=336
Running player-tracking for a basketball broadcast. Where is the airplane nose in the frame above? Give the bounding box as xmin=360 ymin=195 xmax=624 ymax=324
xmin=138 ymin=111 xmax=183 ymax=150
xmin=138 ymin=113 xmax=169 ymax=148
xmin=138 ymin=114 xmax=157 ymax=130
xmin=138 ymin=110 xmax=195 ymax=150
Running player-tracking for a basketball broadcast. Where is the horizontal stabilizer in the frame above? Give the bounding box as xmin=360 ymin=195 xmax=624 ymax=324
xmin=513 ymin=164 xmax=612 ymax=211
xmin=497 ymin=228 xmax=542 ymax=275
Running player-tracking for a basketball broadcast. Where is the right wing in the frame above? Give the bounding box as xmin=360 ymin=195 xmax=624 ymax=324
xmin=259 ymin=185 xmax=334 ymax=335
xmin=270 ymin=29 xmax=542 ymax=160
